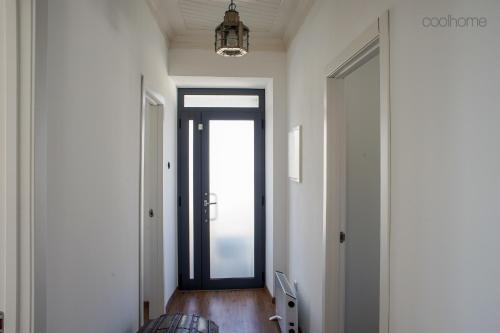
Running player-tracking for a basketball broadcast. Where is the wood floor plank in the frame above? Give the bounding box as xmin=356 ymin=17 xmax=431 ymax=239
xmin=165 ymin=289 xmax=281 ymax=333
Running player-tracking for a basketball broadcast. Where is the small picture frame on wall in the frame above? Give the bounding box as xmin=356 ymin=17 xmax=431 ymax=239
xmin=288 ymin=126 xmax=301 ymax=183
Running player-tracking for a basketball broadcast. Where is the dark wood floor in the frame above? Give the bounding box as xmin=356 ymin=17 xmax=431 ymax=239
xmin=165 ymin=288 xmax=280 ymax=333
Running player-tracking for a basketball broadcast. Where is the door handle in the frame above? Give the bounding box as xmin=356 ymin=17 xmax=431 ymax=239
xmin=203 ymin=200 xmax=217 ymax=207
xmin=149 ymin=209 xmax=154 ymax=218
xmin=203 ymin=193 xmax=218 ymax=222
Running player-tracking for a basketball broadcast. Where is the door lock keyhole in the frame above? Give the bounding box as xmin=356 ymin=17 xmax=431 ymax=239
xmin=149 ymin=209 xmax=154 ymax=218
xmin=340 ymin=231 xmax=346 ymax=243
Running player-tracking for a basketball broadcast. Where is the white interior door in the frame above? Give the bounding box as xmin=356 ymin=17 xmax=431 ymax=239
xmin=1 ymin=0 xmax=19 ymax=330
xmin=143 ymin=102 xmax=165 ymax=320
xmin=0 ymin=0 xmax=7 ymax=320
xmin=342 ymin=54 xmax=381 ymax=333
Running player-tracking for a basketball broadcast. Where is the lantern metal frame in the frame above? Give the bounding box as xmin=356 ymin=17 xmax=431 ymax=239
xmin=215 ymin=0 xmax=249 ymax=57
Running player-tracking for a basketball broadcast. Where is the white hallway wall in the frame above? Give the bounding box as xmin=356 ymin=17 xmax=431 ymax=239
xmin=168 ymin=48 xmax=288 ymax=294
xmin=287 ymin=0 xmax=500 ymax=332
xmin=34 ymin=0 xmax=177 ymax=332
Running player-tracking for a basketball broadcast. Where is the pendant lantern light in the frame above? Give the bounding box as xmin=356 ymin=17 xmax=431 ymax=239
xmin=215 ymin=0 xmax=249 ymax=57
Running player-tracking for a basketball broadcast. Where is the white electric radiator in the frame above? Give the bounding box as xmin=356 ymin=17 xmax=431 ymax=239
xmin=270 ymin=271 xmax=298 ymax=333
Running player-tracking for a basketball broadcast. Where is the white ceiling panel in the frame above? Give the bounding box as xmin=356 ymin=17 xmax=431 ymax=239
xmin=147 ymin=0 xmax=315 ymax=50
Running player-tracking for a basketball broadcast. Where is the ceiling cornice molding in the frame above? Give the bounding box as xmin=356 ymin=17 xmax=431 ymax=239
xmin=171 ymin=32 xmax=286 ymax=52
xmin=283 ymin=0 xmax=315 ymax=45
xmin=146 ymin=0 xmax=174 ymax=39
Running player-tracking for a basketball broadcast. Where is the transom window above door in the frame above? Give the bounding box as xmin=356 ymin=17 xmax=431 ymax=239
xmin=183 ymin=94 xmax=259 ymax=108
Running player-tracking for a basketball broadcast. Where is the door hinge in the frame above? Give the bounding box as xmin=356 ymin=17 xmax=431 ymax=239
xmin=262 ymin=195 xmax=265 ymax=206
xmin=262 ymin=119 xmax=265 ymax=129
xmin=178 ymin=119 xmax=181 ymax=129
xmin=178 ymin=196 xmax=181 ymax=207
xmin=197 ymin=123 xmax=204 ymax=131
xmin=178 ymin=273 xmax=182 ymax=285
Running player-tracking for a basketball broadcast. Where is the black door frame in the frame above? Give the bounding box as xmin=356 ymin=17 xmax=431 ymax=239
xmin=177 ymin=88 xmax=265 ymax=290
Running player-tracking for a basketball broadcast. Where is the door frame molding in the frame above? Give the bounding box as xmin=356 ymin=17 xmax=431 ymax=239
xmin=139 ymin=76 xmax=166 ymax=326
xmin=322 ymin=11 xmax=391 ymax=333
xmin=1 ymin=0 xmax=35 ymax=332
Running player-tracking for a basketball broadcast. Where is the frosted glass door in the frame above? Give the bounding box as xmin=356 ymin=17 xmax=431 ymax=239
xmin=208 ymin=120 xmax=255 ymax=279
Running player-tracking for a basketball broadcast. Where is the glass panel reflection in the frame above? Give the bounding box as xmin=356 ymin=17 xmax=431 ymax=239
xmin=184 ymin=95 xmax=259 ymax=108
xmin=188 ymin=120 xmax=194 ymax=280
xmin=209 ymin=120 xmax=255 ymax=279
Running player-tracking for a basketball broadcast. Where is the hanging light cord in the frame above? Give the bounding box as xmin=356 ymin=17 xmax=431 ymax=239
xmin=228 ymin=0 xmax=236 ymax=11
